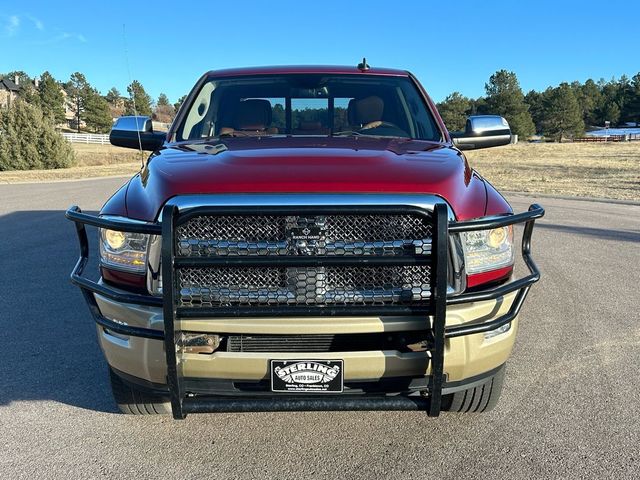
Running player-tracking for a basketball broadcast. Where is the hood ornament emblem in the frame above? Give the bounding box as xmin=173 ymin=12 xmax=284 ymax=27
xmin=286 ymin=216 xmax=326 ymax=255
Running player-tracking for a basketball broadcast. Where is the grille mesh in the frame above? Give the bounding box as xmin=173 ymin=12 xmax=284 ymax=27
xmin=176 ymin=214 xmax=432 ymax=257
xmin=175 ymin=212 xmax=434 ymax=310
xmin=178 ymin=265 xmax=431 ymax=307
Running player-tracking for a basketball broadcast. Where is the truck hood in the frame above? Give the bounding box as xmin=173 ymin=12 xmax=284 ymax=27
xmin=116 ymin=136 xmax=491 ymax=221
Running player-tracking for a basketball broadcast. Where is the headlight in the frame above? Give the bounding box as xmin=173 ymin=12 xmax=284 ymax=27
xmin=100 ymin=228 xmax=149 ymax=273
xmin=462 ymin=226 xmax=514 ymax=274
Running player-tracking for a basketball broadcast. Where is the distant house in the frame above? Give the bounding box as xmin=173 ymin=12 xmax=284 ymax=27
xmin=0 ymin=76 xmax=20 ymax=108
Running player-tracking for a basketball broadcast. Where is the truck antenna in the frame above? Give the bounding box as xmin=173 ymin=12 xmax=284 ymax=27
xmin=122 ymin=24 xmax=144 ymax=165
xmin=357 ymin=57 xmax=370 ymax=71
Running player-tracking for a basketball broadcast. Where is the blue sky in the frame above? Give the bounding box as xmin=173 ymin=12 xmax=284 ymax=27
xmin=1 ymin=0 xmax=638 ymax=104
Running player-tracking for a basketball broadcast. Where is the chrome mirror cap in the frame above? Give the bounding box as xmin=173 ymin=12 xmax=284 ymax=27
xmin=111 ymin=115 xmax=153 ymax=133
xmin=451 ymin=115 xmax=512 ymax=151
xmin=109 ymin=116 xmax=165 ymax=151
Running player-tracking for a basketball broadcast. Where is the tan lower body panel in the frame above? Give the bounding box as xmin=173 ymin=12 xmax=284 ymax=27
xmin=96 ymin=291 xmax=519 ymax=385
xmin=181 ymin=351 xmax=429 ymax=380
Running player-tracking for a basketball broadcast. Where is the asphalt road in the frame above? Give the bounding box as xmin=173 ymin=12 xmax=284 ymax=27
xmin=1 ymin=178 xmax=639 ymax=479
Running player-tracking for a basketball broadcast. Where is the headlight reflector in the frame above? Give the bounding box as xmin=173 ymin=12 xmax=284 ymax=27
xmin=104 ymin=229 xmax=126 ymax=250
xmin=462 ymin=226 xmax=514 ymax=274
xmin=100 ymin=229 xmax=149 ymax=273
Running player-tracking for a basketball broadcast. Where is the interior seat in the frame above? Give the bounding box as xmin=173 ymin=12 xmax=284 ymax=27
xmin=220 ymin=99 xmax=278 ymax=136
xmin=347 ymin=96 xmax=385 ymax=130
xmin=292 ymin=120 xmax=330 ymax=135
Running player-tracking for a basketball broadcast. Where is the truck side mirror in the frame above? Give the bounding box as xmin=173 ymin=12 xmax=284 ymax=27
xmin=450 ymin=115 xmax=512 ymax=151
xmin=109 ymin=116 xmax=166 ymax=151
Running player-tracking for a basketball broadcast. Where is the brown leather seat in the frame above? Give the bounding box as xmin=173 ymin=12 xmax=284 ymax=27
xmin=220 ymin=99 xmax=278 ymax=136
xmin=347 ymin=96 xmax=384 ymax=129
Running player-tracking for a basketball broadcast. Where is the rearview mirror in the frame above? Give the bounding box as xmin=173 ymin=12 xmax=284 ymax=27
xmin=109 ymin=116 xmax=166 ymax=151
xmin=450 ymin=115 xmax=512 ymax=151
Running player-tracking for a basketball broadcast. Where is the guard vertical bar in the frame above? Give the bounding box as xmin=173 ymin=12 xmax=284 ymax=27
xmin=162 ymin=204 xmax=185 ymax=419
xmin=428 ymin=202 xmax=448 ymax=416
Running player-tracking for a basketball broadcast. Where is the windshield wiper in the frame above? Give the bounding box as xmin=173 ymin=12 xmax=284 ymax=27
xmin=332 ymin=131 xmax=411 ymax=140
xmin=218 ymin=131 xmax=277 ymax=139
xmin=332 ymin=130 xmax=366 ymax=137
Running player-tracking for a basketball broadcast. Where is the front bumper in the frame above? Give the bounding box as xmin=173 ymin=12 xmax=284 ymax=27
xmin=95 ymin=290 xmax=519 ymax=387
xmin=66 ymin=201 xmax=544 ymax=418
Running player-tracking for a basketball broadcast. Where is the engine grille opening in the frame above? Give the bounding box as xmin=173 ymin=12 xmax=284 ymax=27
xmin=225 ymin=332 xmax=430 ymax=353
xmin=178 ymin=265 xmax=431 ymax=307
xmin=176 ymin=214 xmax=432 ymax=257
xmin=174 ymin=212 xmax=434 ymax=310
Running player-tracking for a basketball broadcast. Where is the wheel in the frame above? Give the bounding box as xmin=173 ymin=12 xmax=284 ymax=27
xmin=109 ymin=368 xmax=171 ymax=415
xmin=441 ymin=365 xmax=506 ymax=413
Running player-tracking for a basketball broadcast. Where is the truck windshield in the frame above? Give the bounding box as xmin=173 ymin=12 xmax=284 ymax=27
xmin=174 ymin=74 xmax=442 ymax=142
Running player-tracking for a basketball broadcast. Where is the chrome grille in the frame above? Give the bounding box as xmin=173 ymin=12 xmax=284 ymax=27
xmin=226 ymin=332 xmax=429 ymax=353
xmin=178 ymin=265 xmax=431 ymax=307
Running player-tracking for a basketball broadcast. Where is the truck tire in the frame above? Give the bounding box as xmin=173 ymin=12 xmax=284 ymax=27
xmin=109 ymin=368 xmax=171 ymax=415
xmin=442 ymin=365 xmax=506 ymax=413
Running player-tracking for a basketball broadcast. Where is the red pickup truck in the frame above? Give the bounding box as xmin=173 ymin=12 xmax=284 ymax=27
xmin=66 ymin=62 xmax=543 ymax=418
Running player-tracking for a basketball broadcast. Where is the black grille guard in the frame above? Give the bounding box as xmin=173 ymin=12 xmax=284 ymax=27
xmin=65 ymin=202 xmax=544 ymax=418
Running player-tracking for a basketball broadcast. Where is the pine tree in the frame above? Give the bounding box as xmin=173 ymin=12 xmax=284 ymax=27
xmin=153 ymin=93 xmax=175 ymax=123
xmin=616 ymin=75 xmax=634 ymax=123
xmin=105 ymin=87 xmax=125 ymax=118
xmin=106 ymin=87 xmax=121 ymax=105
xmin=157 ymin=93 xmax=170 ymax=106
xmin=18 ymin=83 xmax=40 ymax=105
xmin=524 ymin=90 xmax=544 ymax=134
xmin=596 ymin=79 xmax=622 ymax=126
xmin=437 ymin=92 xmax=471 ymax=132
xmin=619 ymin=73 xmax=640 ymax=124
xmin=84 ymin=89 xmax=113 ymax=133
xmin=125 ymin=80 xmax=153 ymax=116
xmin=38 ymin=71 xmax=66 ymax=125
xmin=471 ymin=97 xmax=488 ymax=115
xmin=0 ymin=99 xmax=75 ymax=170
xmin=541 ymin=83 xmax=584 ymax=141
xmin=484 ymin=70 xmax=535 ymax=138
xmin=174 ymin=95 xmax=187 ymax=112
xmin=599 ymin=102 xmax=621 ymax=126
xmin=622 ymin=73 xmax=640 ymax=125
xmin=65 ymin=72 xmax=90 ymax=132
xmin=580 ymin=79 xmax=602 ymax=127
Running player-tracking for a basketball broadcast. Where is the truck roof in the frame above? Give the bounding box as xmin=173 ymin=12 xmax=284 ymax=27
xmin=205 ymin=65 xmax=410 ymax=78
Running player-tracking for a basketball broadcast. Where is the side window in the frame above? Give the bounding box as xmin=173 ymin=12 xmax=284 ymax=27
xmin=249 ymin=97 xmax=285 ymax=130
xmin=180 ymin=81 xmax=215 ymax=140
xmin=216 ymin=96 xmax=285 ymax=134
xmin=291 ymin=98 xmax=329 ymax=133
xmin=401 ymin=84 xmax=439 ymax=141
xmin=333 ymin=98 xmax=352 ymax=131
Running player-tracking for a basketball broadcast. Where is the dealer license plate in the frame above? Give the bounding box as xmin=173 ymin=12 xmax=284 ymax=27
xmin=270 ymin=360 xmax=343 ymax=393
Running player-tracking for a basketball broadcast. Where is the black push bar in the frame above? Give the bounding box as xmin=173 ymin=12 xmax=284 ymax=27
xmin=66 ymin=206 xmax=162 ymax=341
xmin=65 ymin=202 xmax=544 ymax=417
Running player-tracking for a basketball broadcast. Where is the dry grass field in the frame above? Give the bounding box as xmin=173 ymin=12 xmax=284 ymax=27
xmin=72 ymin=143 xmax=143 ymax=167
xmin=0 ymin=144 xmax=142 ymax=183
xmin=1 ymin=141 xmax=638 ymax=201
xmin=466 ymin=142 xmax=640 ymax=201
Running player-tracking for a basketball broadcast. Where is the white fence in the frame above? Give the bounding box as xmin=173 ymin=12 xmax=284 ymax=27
xmin=62 ymin=132 xmax=110 ymax=144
